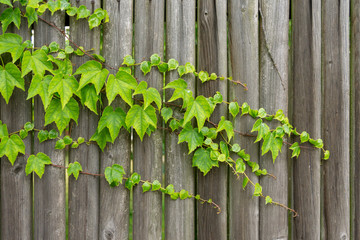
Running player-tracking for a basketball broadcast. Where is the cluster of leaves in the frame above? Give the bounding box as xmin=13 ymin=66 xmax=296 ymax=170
xmin=0 ymin=1 xmax=329 ymax=213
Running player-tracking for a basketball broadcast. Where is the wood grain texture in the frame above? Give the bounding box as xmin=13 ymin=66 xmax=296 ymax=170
xmin=322 ymin=1 xmax=350 ymax=239
xmin=228 ymin=1 xmax=259 ymax=239
xmin=197 ymin=0 xmax=227 ymax=239
xmin=68 ymin=1 xmax=101 ymax=239
xmin=292 ymin=1 xmax=322 ymax=239
xmin=0 ymin=4 xmax=32 ymax=239
xmin=259 ymin=1 xmax=289 ymax=239
xmin=133 ymin=1 xmax=164 ymax=239
xmin=165 ymin=1 xmax=196 ymax=239
xmin=33 ymin=10 xmax=66 ymax=240
xmin=351 ymin=1 xmax=360 ymax=238
xmin=100 ymin=1 xmax=133 ymax=239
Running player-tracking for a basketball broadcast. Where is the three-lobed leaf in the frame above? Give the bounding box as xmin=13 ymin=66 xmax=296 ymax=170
xmin=216 ymin=116 xmax=234 ymax=142
xmin=104 ymin=164 xmax=125 ymax=187
xmin=68 ymin=161 xmax=83 ymax=180
xmin=0 ymin=33 xmax=26 ymax=62
xmin=192 ymin=148 xmax=218 ymax=176
xmin=75 ymin=60 xmax=109 ymax=94
xmin=0 ymin=62 xmax=24 ymax=103
xmin=106 ymin=70 xmax=138 ymax=106
xmin=183 ymin=96 xmax=211 ymax=131
xmin=25 ymin=152 xmax=52 ymax=178
xmin=97 ymin=106 xmax=127 ymax=142
xmin=0 ymin=134 xmax=25 ymax=165
xmin=0 ymin=7 xmax=21 ymax=32
xmin=178 ymin=125 xmax=204 ymax=154
xmin=125 ymin=104 xmax=157 ymax=141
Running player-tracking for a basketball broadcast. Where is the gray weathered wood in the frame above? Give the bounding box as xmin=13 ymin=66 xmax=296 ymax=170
xmin=165 ymin=1 xmax=196 ymax=239
xmin=33 ymin=10 xmax=66 ymax=240
xmin=259 ymin=1 xmax=289 ymax=239
xmin=322 ymin=1 xmax=350 ymax=239
xmin=196 ymin=1 xmax=227 ymax=239
xmin=68 ymin=0 xmax=101 ymax=239
xmin=351 ymin=1 xmax=360 ymax=238
xmin=133 ymin=1 xmax=164 ymax=239
xmin=99 ymin=1 xmax=133 ymax=239
xmin=228 ymin=1 xmax=259 ymax=239
xmin=292 ymin=1 xmax=322 ymax=239
xmin=0 ymin=4 xmax=32 ymax=239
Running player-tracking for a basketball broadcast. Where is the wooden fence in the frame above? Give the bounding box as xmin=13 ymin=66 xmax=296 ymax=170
xmin=0 ymin=0 xmax=358 ymax=239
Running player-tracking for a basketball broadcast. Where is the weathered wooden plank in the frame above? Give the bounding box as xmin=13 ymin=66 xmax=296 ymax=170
xmin=0 ymin=4 xmax=32 ymax=239
xmin=33 ymin=10 xmax=66 ymax=240
xmin=292 ymin=1 xmax=322 ymax=239
xmin=228 ymin=1 xmax=259 ymax=239
xmin=133 ymin=1 xmax=164 ymax=239
xmin=259 ymin=1 xmax=289 ymax=239
xmin=164 ymin=1 xmax=196 ymax=239
xmin=351 ymin=1 xmax=360 ymax=238
xmin=196 ymin=0 xmax=227 ymax=239
xmin=322 ymin=1 xmax=350 ymax=239
xmin=68 ymin=0 xmax=101 ymax=239
xmin=99 ymin=1 xmax=133 ymax=239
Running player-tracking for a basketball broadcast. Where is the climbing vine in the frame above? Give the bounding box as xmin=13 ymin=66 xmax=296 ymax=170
xmin=0 ymin=0 xmax=329 ymax=216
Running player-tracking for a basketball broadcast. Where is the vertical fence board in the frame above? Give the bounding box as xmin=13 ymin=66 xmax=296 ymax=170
xmin=33 ymin=11 xmax=66 ymax=240
xmin=0 ymin=3 xmax=32 ymax=238
xmin=133 ymin=1 xmax=164 ymax=239
xmin=292 ymin=1 xmax=322 ymax=239
xmin=351 ymin=0 xmax=360 ymax=238
xmin=322 ymin=1 xmax=350 ymax=239
xmin=228 ymin=1 xmax=259 ymax=239
xmin=68 ymin=0 xmax=101 ymax=239
xmin=197 ymin=0 xmax=227 ymax=239
xmin=100 ymin=1 xmax=133 ymax=239
xmin=165 ymin=1 xmax=196 ymax=239
xmin=259 ymin=1 xmax=289 ymax=239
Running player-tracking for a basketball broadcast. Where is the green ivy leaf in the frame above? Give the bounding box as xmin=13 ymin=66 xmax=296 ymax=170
xmin=231 ymin=144 xmax=241 ymax=153
xmin=37 ymin=3 xmax=48 ymax=15
xmin=192 ymin=148 xmax=218 ymax=176
xmin=150 ymin=54 xmax=161 ymax=66
xmin=274 ymin=109 xmax=285 ymax=122
xmin=66 ymin=6 xmax=78 ymax=16
xmin=65 ymin=46 xmax=74 ymax=54
xmin=241 ymin=102 xmax=250 ymax=116
xmin=0 ymin=33 xmax=26 ymax=62
xmin=0 ymin=134 xmax=25 ymax=165
xmin=125 ymin=179 xmax=134 ymax=190
xmin=79 ymin=85 xmax=99 ymax=114
xmin=125 ymin=104 xmax=157 ymax=141
xmin=63 ymin=136 xmax=72 ymax=145
xmin=0 ymin=0 xmax=12 ymax=7
xmin=47 ymin=0 xmax=61 ymax=14
xmin=142 ymin=181 xmax=151 ymax=192
xmin=290 ymin=142 xmax=300 ymax=158
xmin=25 ymin=152 xmax=52 ymax=178
xmin=236 ymin=158 xmax=246 ymax=173
xmin=97 ymin=106 xmax=127 ymax=142
xmin=25 ymin=6 xmax=38 ymax=28
xmin=323 ymin=150 xmax=330 ymax=160
xmin=265 ymin=196 xmax=272 ymax=205
xmin=130 ymin=172 xmax=141 ymax=185
xmin=247 ymin=161 xmax=259 ymax=172
xmin=0 ymin=62 xmax=24 ymax=104
xmin=77 ymin=5 xmax=90 ymax=19
xmin=19 ymin=129 xmax=28 ymax=139
xmin=183 ymin=96 xmax=211 ymax=131
xmin=251 ymin=119 xmax=270 ymax=143
xmin=198 ymin=71 xmax=209 ymax=83
xmin=242 ymin=177 xmax=249 ymax=189
xmin=216 ymin=116 xmax=234 ymax=142
xmin=74 ymin=60 xmax=109 ymax=94
xmin=152 ymin=180 xmax=161 ymax=191
xmin=140 ymin=61 xmax=151 ymax=75
xmin=143 ymin=88 xmax=162 ymax=110
xmin=229 ymin=102 xmax=240 ymax=118
xmin=48 ymin=129 xmax=58 ymax=139
xmin=122 ymin=55 xmax=135 ymax=66
xmin=165 ymin=79 xmax=193 ymax=108
xmin=169 ymin=119 xmax=180 ymax=131
xmin=0 ymin=121 xmax=8 ymax=138
xmin=55 ymin=139 xmax=65 ymax=149
xmin=257 ymin=108 xmax=267 ymax=118
xmin=178 ymin=125 xmax=204 ymax=154
xmin=22 ymin=50 xmax=53 ymax=77
xmin=309 ymin=138 xmax=323 ymax=149
xmin=104 ymin=164 xmax=125 ymax=187
xmin=37 ymin=130 xmax=49 ymax=143
xmin=90 ymin=128 xmax=112 ymax=151
xmin=68 ymin=161 xmax=82 ymax=180
xmin=184 ymin=62 xmax=195 ymax=74
xmin=71 ymin=142 xmax=79 ymax=148
xmin=168 ymin=59 xmax=179 ymax=70
xmin=49 ymin=74 xmax=78 ymax=109
xmin=161 ymin=107 xmax=173 ymax=123
xmin=0 ymin=7 xmax=21 ymax=33
xmin=178 ymin=65 xmax=186 ymax=77
xmin=253 ymin=183 xmax=262 ymax=197
xmin=49 ymin=41 xmax=60 ymax=52
xmin=157 ymin=62 xmax=168 ymax=73
xmin=210 ymin=73 xmax=217 ymax=80
xmin=45 ymin=98 xmax=79 ymax=135
xmin=179 ymin=189 xmax=189 ymax=199
xmin=220 ymin=141 xmax=229 ymax=159
xmin=106 ymin=71 xmax=138 ymax=106
xmin=24 ymin=122 xmax=34 ymax=131
xmin=213 ymin=92 xmax=223 ymax=104
xmin=300 ymin=131 xmax=310 ymax=143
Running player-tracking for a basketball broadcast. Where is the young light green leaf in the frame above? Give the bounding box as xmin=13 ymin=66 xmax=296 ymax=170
xmin=63 ymin=136 xmax=72 ymax=145
xmin=0 ymin=121 xmax=8 ymax=138
xmin=183 ymin=96 xmax=211 ymax=131
xmin=216 ymin=116 xmax=234 ymax=142
xmin=300 ymin=131 xmax=310 ymax=143
xmin=77 ymin=5 xmax=90 ymax=19
xmin=0 ymin=33 xmax=26 ymax=62
xmin=229 ymin=102 xmax=240 ymax=118
xmin=0 ymin=7 xmax=21 ymax=33
xmin=247 ymin=161 xmax=259 ymax=172
xmin=309 ymin=138 xmax=323 ymax=149
xmin=48 ymin=129 xmax=58 ymax=139
xmin=106 ymin=71 xmax=138 ymax=106
xmin=130 ymin=172 xmax=141 ymax=185
xmin=125 ymin=104 xmax=157 ymax=141
xmin=178 ymin=65 xmax=186 ymax=76
xmin=49 ymin=41 xmax=60 ymax=52
xmin=241 ymin=102 xmax=250 ymax=116
xmin=257 ymin=108 xmax=267 ymax=118
xmin=192 ymin=148 xmax=218 ymax=176
xmin=168 ymin=58 xmax=179 ymax=70
xmin=140 ymin=61 xmax=151 ymax=75
xmin=0 ymin=134 xmax=25 ymax=165
xmin=21 ymin=50 xmax=53 ymax=77
xmin=47 ymin=0 xmax=61 ymax=14
xmin=169 ymin=119 xmax=180 ymax=131
xmin=104 ymin=164 xmax=125 ymax=187
xmin=242 ymin=177 xmax=249 ymax=189
xmin=178 ymin=125 xmax=204 ymax=154
xmin=323 ymin=150 xmax=330 ymax=160
xmin=74 ymin=60 xmax=109 ymax=94
xmin=198 ymin=71 xmax=209 ymax=83
xmin=185 ymin=62 xmax=195 ymax=74
xmin=24 ymin=122 xmax=34 ymax=132
xmin=19 ymin=129 xmax=28 ymax=139
xmin=152 ymin=180 xmax=161 ymax=191
xmin=236 ymin=158 xmax=246 ymax=173
xmin=253 ymin=183 xmax=262 ymax=197
xmin=97 ymin=106 xmax=127 ymax=142
xmin=274 ymin=109 xmax=285 ymax=122
xmin=90 ymin=128 xmax=112 ymax=151
xmin=165 ymin=184 xmax=175 ymax=195
xmin=231 ymin=144 xmax=241 ymax=153
xmin=25 ymin=152 xmax=52 ymax=178
xmin=142 ymin=181 xmax=151 ymax=192
xmin=68 ymin=161 xmax=83 ymax=180
xmin=290 ymin=142 xmax=300 ymax=158
xmin=265 ymin=196 xmax=272 ymax=205
xmin=161 ymin=107 xmax=173 ymax=123
xmin=157 ymin=62 xmax=168 ymax=73
xmin=0 ymin=62 xmax=24 ymax=103
xmin=66 ymin=6 xmax=78 ymax=16
xmin=55 ymin=139 xmax=65 ymax=149
xmin=44 ymin=98 xmax=79 ymax=135
xmin=122 ymin=55 xmax=135 ymax=66
xmin=251 ymin=119 xmax=270 ymax=143
xmin=179 ymin=189 xmax=189 ymax=199
xmin=150 ymin=54 xmax=161 ymax=66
